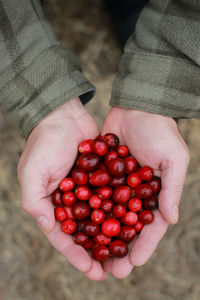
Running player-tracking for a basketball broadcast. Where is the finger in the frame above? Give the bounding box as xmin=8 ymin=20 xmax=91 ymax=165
xmin=85 ymin=259 xmax=107 ymax=281
xmin=102 ymin=257 xmax=114 ymax=273
xmin=111 ymin=256 xmax=133 ymax=279
xmin=101 ymin=110 xmax=125 ymax=144
xmin=129 ymin=210 xmax=168 ymax=266
xmin=159 ymin=152 xmax=189 ymax=224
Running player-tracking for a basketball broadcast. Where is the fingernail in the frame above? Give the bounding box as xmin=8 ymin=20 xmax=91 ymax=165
xmin=37 ymin=216 xmax=51 ymax=232
xmin=172 ymin=206 xmax=179 ymax=223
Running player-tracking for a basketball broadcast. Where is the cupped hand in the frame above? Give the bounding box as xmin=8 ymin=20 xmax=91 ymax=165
xmin=18 ymin=97 xmax=106 ymax=281
xmin=102 ymin=107 xmax=190 ymax=279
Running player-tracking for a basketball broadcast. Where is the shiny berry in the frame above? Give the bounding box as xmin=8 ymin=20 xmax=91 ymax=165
xmin=83 ymin=238 xmax=94 ymax=250
xmin=54 ymin=207 xmax=67 ymax=221
xmin=72 ymin=202 xmax=91 ymax=220
xmin=63 ymin=206 xmax=75 ymax=219
xmin=52 ymin=189 xmax=63 ymax=206
xmin=62 ymin=191 xmax=76 ymax=206
xmin=122 ymin=211 xmax=138 ymax=226
xmin=118 ymin=226 xmax=136 ymax=242
xmin=74 ymin=232 xmax=89 ymax=245
xmin=117 ymin=145 xmax=129 ymax=157
xmin=148 ymin=176 xmax=161 ymax=194
xmin=139 ymin=210 xmax=154 ymax=224
xmin=89 ymin=194 xmax=102 ymax=209
xmin=101 ymin=199 xmax=114 ymax=213
xmin=84 ymin=221 xmax=100 ymax=236
xmin=93 ymin=139 xmax=109 ymax=156
xmin=105 ymin=150 xmax=118 ymax=165
xmin=89 ymin=169 xmax=111 ymax=186
xmin=72 ymin=168 xmax=88 ymax=185
xmin=59 ymin=178 xmax=75 ymax=192
xmin=128 ymin=198 xmax=142 ymax=212
xmin=127 ymin=173 xmax=142 ymax=188
xmin=113 ymin=204 xmax=126 ymax=218
xmin=143 ymin=196 xmax=158 ymax=210
xmin=91 ymin=209 xmax=106 ymax=224
xmin=135 ymin=184 xmax=153 ymax=199
xmin=77 ymin=153 xmax=101 ymax=172
xmin=109 ymin=176 xmax=126 ymax=188
xmin=124 ymin=156 xmax=137 ymax=174
xmin=107 ymin=158 xmax=125 ymax=176
xmin=113 ymin=186 xmax=131 ymax=204
xmin=92 ymin=245 xmax=110 ymax=261
xmin=61 ymin=219 xmax=77 ymax=234
xmin=93 ymin=233 xmax=111 ymax=245
xmin=109 ymin=240 xmax=128 ymax=257
xmin=78 ymin=139 xmax=93 ymax=154
xmin=75 ymin=186 xmax=92 ymax=201
xmin=95 ymin=186 xmax=112 ymax=199
xmin=103 ymin=133 xmax=119 ymax=149
xmin=139 ymin=166 xmax=154 ymax=181
xmin=101 ymin=219 xmax=121 ymax=237
xmin=134 ymin=221 xmax=144 ymax=233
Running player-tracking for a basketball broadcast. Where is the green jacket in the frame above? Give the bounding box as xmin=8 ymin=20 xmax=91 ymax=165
xmin=0 ymin=0 xmax=200 ymax=138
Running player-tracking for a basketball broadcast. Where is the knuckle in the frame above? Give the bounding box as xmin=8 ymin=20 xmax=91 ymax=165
xmin=21 ymin=201 xmax=33 ymax=215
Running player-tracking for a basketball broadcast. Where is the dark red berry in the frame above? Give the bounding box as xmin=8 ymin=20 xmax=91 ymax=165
xmin=76 ymin=220 xmax=87 ymax=231
xmin=139 ymin=166 xmax=154 ymax=181
xmin=139 ymin=210 xmax=154 ymax=224
xmin=109 ymin=240 xmax=128 ymax=258
xmin=75 ymin=186 xmax=92 ymax=201
xmin=135 ymin=184 xmax=153 ymax=199
xmin=101 ymin=219 xmax=121 ymax=237
xmin=93 ymin=233 xmax=111 ymax=245
xmin=72 ymin=168 xmax=88 ymax=185
xmin=93 ymin=139 xmax=109 ymax=156
xmin=61 ymin=219 xmax=77 ymax=234
xmin=128 ymin=198 xmax=142 ymax=212
xmin=83 ymin=238 xmax=94 ymax=250
xmin=72 ymin=202 xmax=91 ymax=220
xmin=103 ymin=133 xmax=119 ymax=149
xmin=143 ymin=196 xmax=158 ymax=210
xmin=92 ymin=245 xmax=110 ymax=261
xmin=84 ymin=221 xmax=100 ymax=236
xmin=107 ymin=158 xmax=125 ymax=176
xmin=78 ymin=139 xmax=93 ymax=154
xmin=117 ymin=145 xmax=129 ymax=157
xmin=109 ymin=176 xmax=126 ymax=188
xmin=52 ymin=189 xmax=63 ymax=206
xmin=127 ymin=173 xmax=142 ymax=188
xmin=74 ymin=232 xmax=89 ymax=245
xmin=62 ymin=191 xmax=76 ymax=206
xmin=95 ymin=186 xmax=112 ymax=199
xmin=89 ymin=194 xmax=102 ymax=209
xmin=122 ymin=211 xmax=138 ymax=226
xmin=77 ymin=154 xmax=101 ymax=172
xmin=148 ymin=176 xmax=161 ymax=194
xmin=113 ymin=204 xmax=126 ymax=218
xmin=54 ymin=207 xmax=67 ymax=222
xmin=105 ymin=150 xmax=118 ymax=165
xmin=134 ymin=221 xmax=144 ymax=233
xmin=91 ymin=209 xmax=106 ymax=224
xmin=89 ymin=169 xmax=111 ymax=186
xmin=63 ymin=206 xmax=75 ymax=219
xmin=101 ymin=199 xmax=114 ymax=213
xmin=59 ymin=178 xmax=75 ymax=192
xmin=118 ymin=226 xmax=136 ymax=242
xmin=124 ymin=156 xmax=137 ymax=174
xmin=112 ymin=186 xmax=131 ymax=204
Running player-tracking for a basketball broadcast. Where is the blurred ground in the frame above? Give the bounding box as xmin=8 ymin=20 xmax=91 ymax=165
xmin=0 ymin=1 xmax=200 ymax=300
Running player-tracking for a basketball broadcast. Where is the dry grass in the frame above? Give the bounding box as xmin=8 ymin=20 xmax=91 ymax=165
xmin=0 ymin=1 xmax=200 ymax=299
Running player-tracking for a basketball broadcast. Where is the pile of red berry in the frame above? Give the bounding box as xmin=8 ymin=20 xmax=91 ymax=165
xmin=52 ymin=133 xmax=161 ymax=261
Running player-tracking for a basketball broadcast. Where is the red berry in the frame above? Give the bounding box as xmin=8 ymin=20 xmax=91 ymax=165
xmin=101 ymin=199 xmax=114 ymax=213
xmin=107 ymin=158 xmax=125 ymax=176
xmin=59 ymin=177 xmax=75 ymax=192
xmin=93 ymin=233 xmax=111 ymax=245
xmin=74 ymin=232 xmax=89 ymax=245
xmin=93 ymin=139 xmax=109 ymax=156
xmin=91 ymin=209 xmax=106 ymax=224
xmin=72 ymin=168 xmax=88 ymax=185
xmin=122 ymin=211 xmax=138 ymax=226
xmin=105 ymin=150 xmax=118 ymax=166
xmin=78 ymin=139 xmax=93 ymax=154
xmin=103 ymin=133 xmax=119 ymax=149
xmin=139 ymin=166 xmax=154 ymax=181
xmin=101 ymin=219 xmax=121 ymax=237
xmin=113 ymin=204 xmax=126 ymax=218
xmin=96 ymin=135 xmax=104 ymax=140
xmin=112 ymin=186 xmax=131 ymax=204
xmin=118 ymin=226 xmax=136 ymax=242
xmin=83 ymin=238 xmax=94 ymax=250
xmin=61 ymin=219 xmax=77 ymax=234
xmin=72 ymin=202 xmax=91 ymax=220
xmin=92 ymin=245 xmax=110 ymax=261
xmin=75 ymin=186 xmax=92 ymax=201
xmin=128 ymin=198 xmax=142 ymax=212
xmin=143 ymin=196 xmax=158 ymax=210
xmin=134 ymin=221 xmax=144 ymax=233
xmin=148 ymin=176 xmax=161 ymax=194
xmin=109 ymin=176 xmax=126 ymax=188
xmin=54 ymin=207 xmax=67 ymax=222
xmin=77 ymin=154 xmax=101 ymax=172
xmin=95 ymin=186 xmax=112 ymax=199
xmin=124 ymin=156 xmax=137 ymax=174
xmin=135 ymin=184 xmax=153 ymax=199
xmin=109 ymin=240 xmax=128 ymax=258
xmin=117 ymin=145 xmax=129 ymax=157
xmin=89 ymin=194 xmax=102 ymax=209
xmin=139 ymin=210 xmax=154 ymax=224
xmin=52 ymin=189 xmax=63 ymax=206
xmin=63 ymin=206 xmax=75 ymax=219
xmin=127 ymin=173 xmax=142 ymax=188
xmin=62 ymin=191 xmax=76 ymax=206
xmin=84 ymin=221 xmax=100 ymax=236
xmin=89 ymin=169 xmax=111 ymax=186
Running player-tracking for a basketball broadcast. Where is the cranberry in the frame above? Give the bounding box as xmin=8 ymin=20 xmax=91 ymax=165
xmin=91 ymin=209 xmax=106 ymax=224
xmin=139 ymin=166 xmax=154 ymax=181
xmin=96 ymin=135 xmax=104 ymax=140
xmin=107 ymin=158 xmax=125 ymax=176
xmin=101 ymin=219 xmax=121 ymax=237
xmin=52 ymin=189 xmax=63 ymax=206
xmin=72 ymin=168 xmax=88 ymax=185
xmin=76 ymin=220 xmax=87 ymax=231
xmin=103 ymin=133 xmax=119 ymax=149
xmin=128 ymin=198 xmax=142 ymax=212
xmin=89 ymin=169 xmax=111 ymax=186
xmin=134 ymin=221 xmax=144 ymax=233
xmin=63 ymin=206 xmax=75 ymax=219
xmin=72 ymin=202 xmax=91 ymax=220
xmin=95 ymin=186 xmax=112 ymax=199
xmin=54 ymin=207 xmax=67 ymax=222
xmin=109 ymin=240 xmax=128 ymax=258
xmin=127 ymin=173 xmax=142 ymax=188
xmin=135 ymin=167 xmax=142 ymax=176
xmin=61 ymin=219 xmax=77 ymax=234
xmin=118 ymin=226 xmax=136 ymax=242
xmin=93 ymin=233 xmax=111 ymax=245
xmin=105 ymin=150 xmax=118 ymax=165
xmin=113 ymin=204 xmax=126 ymax=218
xmin=74 ymin=232 xmax=89 ymax=245
xmin=135 ymin=184 xmax=153 ymax=199
xmin=139 ymin=210 xmax=154 ymax=224
xmin=148 ymin=176 xmax=161 ymax=194
xmin=78 ymin=139 xmax=93 ymax=154
xmin=62 ymin=191 xmax=76 ymax=206
xmin=124 ymin=156 xmax=137 ymax=174
xmin=109 ymin=176 xmax=126 ymax=188
xmin=117 ymin=145 xmax=129 ymax=157
xmin=93 ymin=139 xmax=109 ymax=156
xmin=101 ymin=199 xmax=113 ymax=213
xmin=143 ymin=196 xmax=158 ymax=210
xmin=89 ymin=194 xmax=102 ymax=209
xmin=83 ymin=238 xmax=94 ymax=250
xmin=77 ymin=154 xmax=101 ymax=172
xmin=122 ymin=211 xmax=138 ymax=226
xmin=59 ymin=178 xmax=75 ymax=192
xmin=75 ymin=186 xmax=92 ymax=201
xmin=113 ymin=186 xmax=131 ymax=204
xmin=84 ymin=221 xmax=100 ymax=236
xmin=92 ymin=245 xmax=110 ymax=261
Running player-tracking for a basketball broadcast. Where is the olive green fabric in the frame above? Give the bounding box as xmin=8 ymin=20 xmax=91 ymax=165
xmin=111 ymin=0 xmax=200 ymax=118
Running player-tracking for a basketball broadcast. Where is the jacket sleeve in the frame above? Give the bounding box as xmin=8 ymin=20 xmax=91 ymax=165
xmin=110 ymin=0 xmax=200 ymax=119
xmin=0 ymin=0 xmax=95 ymax=138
